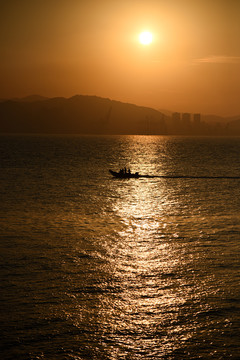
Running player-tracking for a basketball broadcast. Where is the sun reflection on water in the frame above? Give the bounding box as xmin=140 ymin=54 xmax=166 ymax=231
xmin=95 ymin=139 xmax=195 ymax=357
xmin=115 ymin=135 xmax=168 ymax=176
xmin=63 ymin=136 xmax=233 ymax=359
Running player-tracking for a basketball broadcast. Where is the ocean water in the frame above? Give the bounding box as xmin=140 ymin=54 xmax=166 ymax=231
xmin=0 ymin=135 xmax=240 ymax=360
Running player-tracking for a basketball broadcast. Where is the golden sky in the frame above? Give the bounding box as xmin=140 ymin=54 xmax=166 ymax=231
xmin=1 ymin=0 xmax=240 ymax=116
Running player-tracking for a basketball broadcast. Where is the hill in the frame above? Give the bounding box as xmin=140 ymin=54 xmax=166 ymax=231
xmin=11 ymin=95 xmax=49 ymax=102
xmin=0 ymin=95 xmax=166 ymax=134
xmin=0 ymin=95 xmax=239 ymax=135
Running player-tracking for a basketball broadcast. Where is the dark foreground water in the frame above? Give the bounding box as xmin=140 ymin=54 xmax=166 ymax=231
xmin=0 ymin=135 xmax=240 ymax=360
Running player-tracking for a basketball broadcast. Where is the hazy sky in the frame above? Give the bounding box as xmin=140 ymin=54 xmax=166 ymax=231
xmin=1 ymin=0 xmax=240 ymax=116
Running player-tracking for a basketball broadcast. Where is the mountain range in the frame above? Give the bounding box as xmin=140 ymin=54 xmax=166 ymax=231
xmin=0 ymin=95 xmax=239 ymax=135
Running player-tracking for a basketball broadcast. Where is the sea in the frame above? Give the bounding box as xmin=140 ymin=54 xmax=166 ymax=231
xmin=0 ymin=135 xmax=240 ymax=360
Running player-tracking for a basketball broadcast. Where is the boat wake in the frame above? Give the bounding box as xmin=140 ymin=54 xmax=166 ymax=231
xmin=140 ymin=175 xmax=240 ymax=179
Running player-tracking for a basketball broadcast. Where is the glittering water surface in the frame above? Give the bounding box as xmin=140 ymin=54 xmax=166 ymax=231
xmin=0 ymin=135 xmax=240 ymax=359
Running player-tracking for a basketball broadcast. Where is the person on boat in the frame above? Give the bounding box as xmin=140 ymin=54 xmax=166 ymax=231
xmin=124 ymin=167 xmax=127 ymax=174
xmin=128 ymin=168 xmax=131 ymax=174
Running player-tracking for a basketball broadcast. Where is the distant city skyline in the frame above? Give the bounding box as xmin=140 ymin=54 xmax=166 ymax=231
xmin=1 ymin=94 xmax=239 ymax=136
xmin=1 ymin=0 xmax=240 ymax=116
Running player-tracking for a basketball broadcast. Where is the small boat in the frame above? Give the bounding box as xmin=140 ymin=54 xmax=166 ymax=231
xmin=109 ymin=169 xmax=140 ymax=178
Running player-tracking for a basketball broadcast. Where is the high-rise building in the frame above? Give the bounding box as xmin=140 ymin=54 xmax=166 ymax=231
xmin=193 ymin=113 xmax=201 ymax=124
xmin=182 ymin=113 xmax=191 ymax=125
xmin=172 ymin=112 xmax=181 ymax=122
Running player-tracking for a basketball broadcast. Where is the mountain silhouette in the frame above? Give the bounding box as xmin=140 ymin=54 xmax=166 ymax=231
xmin=0 ymin=95 xmax=239 ymax=135
xmin=0 ymin=95 xmax=166 ymax=134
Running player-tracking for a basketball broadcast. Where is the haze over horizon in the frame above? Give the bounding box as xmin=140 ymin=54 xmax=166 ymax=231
xmin=1 ymin=0 xmax=240 ymax=117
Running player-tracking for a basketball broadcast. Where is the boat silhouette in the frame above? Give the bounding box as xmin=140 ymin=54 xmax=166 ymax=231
xmin=109 ymin=169 xmax=140 ymax=178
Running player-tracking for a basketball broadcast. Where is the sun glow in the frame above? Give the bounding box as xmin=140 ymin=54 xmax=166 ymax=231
xmin=139 ymin=31 xmax=153 ymax=45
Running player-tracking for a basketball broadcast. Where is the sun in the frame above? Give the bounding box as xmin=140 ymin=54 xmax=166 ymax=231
xmin=139 ymin=31 xmax=153 ymax=45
